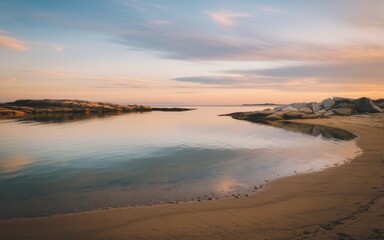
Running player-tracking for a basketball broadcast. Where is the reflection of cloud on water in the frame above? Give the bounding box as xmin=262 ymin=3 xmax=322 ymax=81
xmin=0 ymin=155 xmax=31 ymax=172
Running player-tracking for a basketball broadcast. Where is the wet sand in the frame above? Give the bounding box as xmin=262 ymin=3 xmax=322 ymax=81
xmin=1 ymin=114 xmax=383 ymax=239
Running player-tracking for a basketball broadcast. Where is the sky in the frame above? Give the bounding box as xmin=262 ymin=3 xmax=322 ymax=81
xmin=0 ymin=0 xmax=383 ymax=105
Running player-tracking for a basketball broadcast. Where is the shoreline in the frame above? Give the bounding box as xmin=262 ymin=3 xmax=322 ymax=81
xmin=0 ymin=114 xmax=383 ymax=239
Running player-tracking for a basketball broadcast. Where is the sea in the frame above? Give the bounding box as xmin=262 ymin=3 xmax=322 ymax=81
xmin=0 ymin=106 xmax=359 ymax=219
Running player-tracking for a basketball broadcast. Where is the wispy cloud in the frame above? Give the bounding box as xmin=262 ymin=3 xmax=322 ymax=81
xmin=259 ymin=6 xmax=283 ymax=14
xmin=17 ymin=69 xmax=171 ymax=89
xmin=0 ymin=33 xmax=28 ymax=51
xmin=205 ymin=10 xmax=252 ymax=27
xmin=175 ymin=76 xmax=239 ymax=85
xmin=174 ymin=60 xmax=384 ymax=92
xmin=119 ymin=25 xmax=384 ymax=61
xmin=226 ymin=60 xmax=384 ymax=83
xmin=148 ymin=20 xmax=173 ymax=26
xmin=111 ymin=0 xmax=166 ymax=11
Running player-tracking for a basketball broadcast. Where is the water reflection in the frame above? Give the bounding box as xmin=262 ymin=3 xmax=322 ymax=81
xmin=0 ymin=106 xmax=360 ymax=219
xmin=270 ymin=122 xmax=356 ymax=140
xmin=12 ymin=112 xmax=127 ymax=124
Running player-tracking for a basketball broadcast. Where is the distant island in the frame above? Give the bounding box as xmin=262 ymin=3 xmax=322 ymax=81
xmin=0 ymin=99 xmax=194 ymax=119
xmin=242 ymin=103 xmax=281 ymax=106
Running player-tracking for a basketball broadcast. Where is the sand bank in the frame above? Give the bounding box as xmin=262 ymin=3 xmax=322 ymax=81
xmin=1 ymin=114 xmax=383 ymax=239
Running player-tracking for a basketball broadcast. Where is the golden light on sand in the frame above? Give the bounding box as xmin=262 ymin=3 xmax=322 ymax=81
xmin=216 ymin=177 xmax=245 ymax=193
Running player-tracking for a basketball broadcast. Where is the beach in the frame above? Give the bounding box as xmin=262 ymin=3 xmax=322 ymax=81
xmin=0 ymin=113 xmax=383 ymax=239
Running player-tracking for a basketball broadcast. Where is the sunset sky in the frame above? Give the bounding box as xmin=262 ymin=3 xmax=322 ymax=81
xmin=0 ymin=0 xmax=383 ymax=105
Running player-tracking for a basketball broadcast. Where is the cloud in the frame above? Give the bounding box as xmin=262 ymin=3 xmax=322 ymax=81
xmin=111 ymin=0 xmax=166 ymax=11
xmin=0 ymin=34 xmax=28 ymax=51
xmin=149 ymin=20 xmax=173 ymax=26
xmin=54 ymin=45 xmax=64 ymax=53
xmin=120 ymin=25 xmax=384 ymax=61
xmin=174 ymin=76 xmax=238 ymax=85
xmin=259 ymin=6 xmax=283 ymax=14
xmin=205 ymin=10 xmax=252 ymax=27
xmin=174 ymin=75 xmax=282 ymax=89
xmin=173 ymin=60 xmax=384 ymax=92
xmin=18 ymin=69 xmax=170 ymax=89
xmin=3 ymin=1 xmax=384 ymax=63
xmin=226 ymin=60 xmax=384 ymax=83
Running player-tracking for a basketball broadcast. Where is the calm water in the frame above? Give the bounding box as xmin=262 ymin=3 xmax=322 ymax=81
xmin=0 ymin=106 xmax=359 ymax=219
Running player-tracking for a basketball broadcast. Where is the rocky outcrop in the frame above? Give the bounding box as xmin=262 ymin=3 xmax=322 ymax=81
xmin=224 ymin=96 xmax=383 ymax=123
xmin=355 ymin=97 xmax=383 ymax=113
xmin=332 ymin=108 xmax=352 ymax=116
xmin=322 ymin=98 xmax=335 ymax=109
xmin=0 ymin=99 xmax=194 ymax=119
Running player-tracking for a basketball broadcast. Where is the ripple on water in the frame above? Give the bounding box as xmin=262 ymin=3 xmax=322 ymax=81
xmin=0 ymin=107 xmax=360 ymax=219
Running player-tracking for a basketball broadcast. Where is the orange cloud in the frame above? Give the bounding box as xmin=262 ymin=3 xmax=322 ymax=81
xmin=0 ymin=34 xmax=28 ymax=51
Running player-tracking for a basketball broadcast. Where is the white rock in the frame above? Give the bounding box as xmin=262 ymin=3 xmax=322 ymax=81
xmin=282 ymin=106 xmax=298 ymax=112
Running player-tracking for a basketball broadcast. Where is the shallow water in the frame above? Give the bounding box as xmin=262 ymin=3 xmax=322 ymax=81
xmin=0 ymin=106 xmax=359 ymax=219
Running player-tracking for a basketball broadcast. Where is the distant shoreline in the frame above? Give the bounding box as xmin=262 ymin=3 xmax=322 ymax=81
xmin=242 ymin=103 xmax=282 ymax=106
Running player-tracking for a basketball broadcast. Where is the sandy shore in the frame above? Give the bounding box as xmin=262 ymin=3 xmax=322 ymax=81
xmin=1 ymin=114 xmax=383 ymax=240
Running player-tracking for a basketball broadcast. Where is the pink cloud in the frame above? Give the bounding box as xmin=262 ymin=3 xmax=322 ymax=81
xmin=205 ymin=10 xmax=252 ymax=27
xmin=0 ymin=34 xmax=28 ymax=51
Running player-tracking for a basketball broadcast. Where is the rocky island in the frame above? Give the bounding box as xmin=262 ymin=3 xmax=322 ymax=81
xmin=225 ymin=97 xmax=384 ymax=123
xmin=0 ymin=99 xmax=194 ymax=119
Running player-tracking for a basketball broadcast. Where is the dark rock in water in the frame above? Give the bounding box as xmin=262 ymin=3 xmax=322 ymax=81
xmin=332 ymin=108 xmax=352 ymax=116
xmin=354 ymin=97 xmax=383 ymax=113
